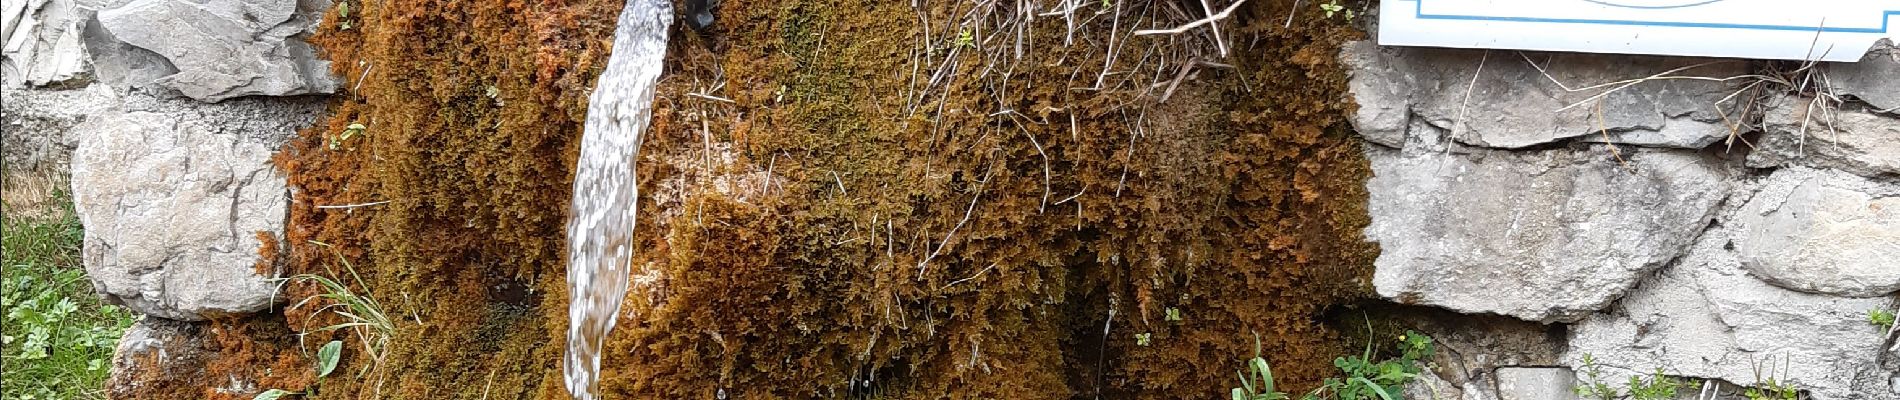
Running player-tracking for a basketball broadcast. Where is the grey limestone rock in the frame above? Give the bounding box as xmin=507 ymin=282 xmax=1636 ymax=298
xmin=0 ymin=84 xmax=114 ymax=172
xmin=69 ymin=90 xmax=325 ymax=320
xmin=1341 ymin=41 xmax=1749 ymax=150
xmin=1750 ymin=94 xmax=1900 ymax=178
xmin=91 ymin=0 xmax=335 ymax=101
xmin=1495 ymin=368 xmax=1581 ymax=400
xmin=1732 ymin=167 xmax=1900 ymax=297
xmin=2 ymin=0 xmax=92 ymax=87
xmin=1824 ymin=40 xmax=1900 ymax=113
xmin=1366 ymin=144 xmax=1729 ymax=322
xmin=1565 ymin=221 xmax=1898 ymax=400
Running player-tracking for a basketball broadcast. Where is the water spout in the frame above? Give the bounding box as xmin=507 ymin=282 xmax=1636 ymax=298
xmin=563 ymin=1 xmax=672 ymax=399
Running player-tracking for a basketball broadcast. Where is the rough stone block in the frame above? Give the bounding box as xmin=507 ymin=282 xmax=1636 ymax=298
xmin=1496 ymin=367 xmax=1580 ymax=400
xmin=107 ymin=318 xmax=208 ymax=397
xmin=92 ymin=0 xmax=335 ymax=101
xmin=1734 ymin=167 xmax=1900 ymax=297
xmin=1366 ymin=145 xmax=1728 ymax=322
xmin=1750 ymin=94 xmax=1900 ymax=178
xmin=1566 ymin=220 xmax=1896 ymax=400
xmin=1825 ymin=40 xmax=1900 ymax=113
xmin=1340 ymin=41 xmax=1749 ymax=150
xmin=70 ymin=90 xmax=325 ymax=320
xmin=1 ymin=0 xmax=92 ymax=87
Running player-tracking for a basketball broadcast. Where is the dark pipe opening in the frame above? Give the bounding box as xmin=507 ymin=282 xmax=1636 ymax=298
xmin=684 ymin=0 xmax=714 ymax=30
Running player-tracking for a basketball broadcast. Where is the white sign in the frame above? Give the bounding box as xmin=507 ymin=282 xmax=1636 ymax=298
xmin=1379 ymin=0 xmax=1900 ymax=62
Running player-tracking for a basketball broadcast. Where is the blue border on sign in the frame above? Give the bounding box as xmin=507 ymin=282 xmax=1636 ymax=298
xmin=1412 ymin=0 xmax=1899 ymax=33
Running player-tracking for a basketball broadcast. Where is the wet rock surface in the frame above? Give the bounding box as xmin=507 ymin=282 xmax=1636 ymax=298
xmin=22 ymin=6 xmax=1895 ymax=399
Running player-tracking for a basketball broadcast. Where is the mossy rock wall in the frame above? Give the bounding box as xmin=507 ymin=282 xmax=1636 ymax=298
xmin=270 ymin=0 xmax=1377 ymax=398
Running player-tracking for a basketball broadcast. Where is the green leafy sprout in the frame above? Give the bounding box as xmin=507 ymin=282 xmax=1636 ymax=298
xmin=1231 ymin=327 xmax=1435 ymax=400
xmin=317 ymin=340 xmax=343 ymax=378
xmin=336 ymin=1 xmax=353 ymax=30
xmin=1869 ymin=308 xmax=1896 ymax=331
xmin=330 ymin=123 xmax=367 ymax=151
xmin=1625 ymin=369 xmax=1689 ymax=400
xmin=1232 ymin=333 xmax=1288 ymax=400
xmin=1319 ymin=0 xmax=1354 ymax=21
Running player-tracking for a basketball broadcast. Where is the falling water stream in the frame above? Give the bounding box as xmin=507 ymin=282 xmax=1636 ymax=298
xmin=564 ymin=1 xmax=673 ymax=399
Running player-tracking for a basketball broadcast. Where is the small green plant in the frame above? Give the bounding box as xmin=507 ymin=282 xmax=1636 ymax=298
xmin=1625 ymin=369 xmax=1687 ymax=400
xmin=954 ymin=27 xmax=975 ymax=48
xmin=1573 ymin=355 xmax=1689 ymax=400
xmin=1573 ymin=354 xmax=1618 ymax=400
xmin=254 ymin=242 xmax=395 ymax=398
xmin=1744 ymin=356 xmax=1800 ymax=400
xmin=330 ymin=123 xmax=366 ymax=150
xmin=1165 ymin=307 xmax=1183 ymax=322
xmin=254 ymin=389 xmax=300 ymax=400
xmin=316 ymin=339 xmax=343 ymax=378
xmin=335 ymin=1 xmax=352 ymax=30
xmin=1233 ymin=328 xmax=1435 ymax=400
xmin=1308 ymin=330 xmax=1433 ymax=400
xmin=1232 ymin=333 xmax=1290 ymax=400
xmin=1319 ymin=0 xmax=1354 ymax=21
xmin=1744 ymin=381 xmax=1799 ymax=400
xmin=289 ymin=241 xmax=394 ymax=371
xmin=2 ymin=194 xmax=137 ymax=400
xmin=1135 ymin=332 xmax=1153 ymax=346
xmin=483 ymin=84 xmax=504 ymax=106
xmin=1869 ymin=308 xmax=1896 ymax=331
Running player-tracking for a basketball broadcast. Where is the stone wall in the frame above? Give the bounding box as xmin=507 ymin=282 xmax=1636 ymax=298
xmin=1344 ymin=29 xmax=1900 ymax=400
xmin=5 ymin=0 xmax=336 ymax=396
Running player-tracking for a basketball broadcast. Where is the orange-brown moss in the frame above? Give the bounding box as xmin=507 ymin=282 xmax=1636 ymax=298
xmin=109 ymin=315 xmax=313 ymax=400
xmin=605 ymin=0 xmax=1374 ymax=398
xmin=254 ymin=231 xmax=283 ymax=276
xmin=268 ymin=0 xmax=1375 ymax=398
xmin=203 ymin=315 xmax=317 ymax=398
xmin=279 ymin=0 xmax=622 ymax=397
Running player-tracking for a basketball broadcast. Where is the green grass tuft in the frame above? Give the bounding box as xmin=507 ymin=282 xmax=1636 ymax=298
xmin=1 ymin=194 xmax=137 ymax=400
